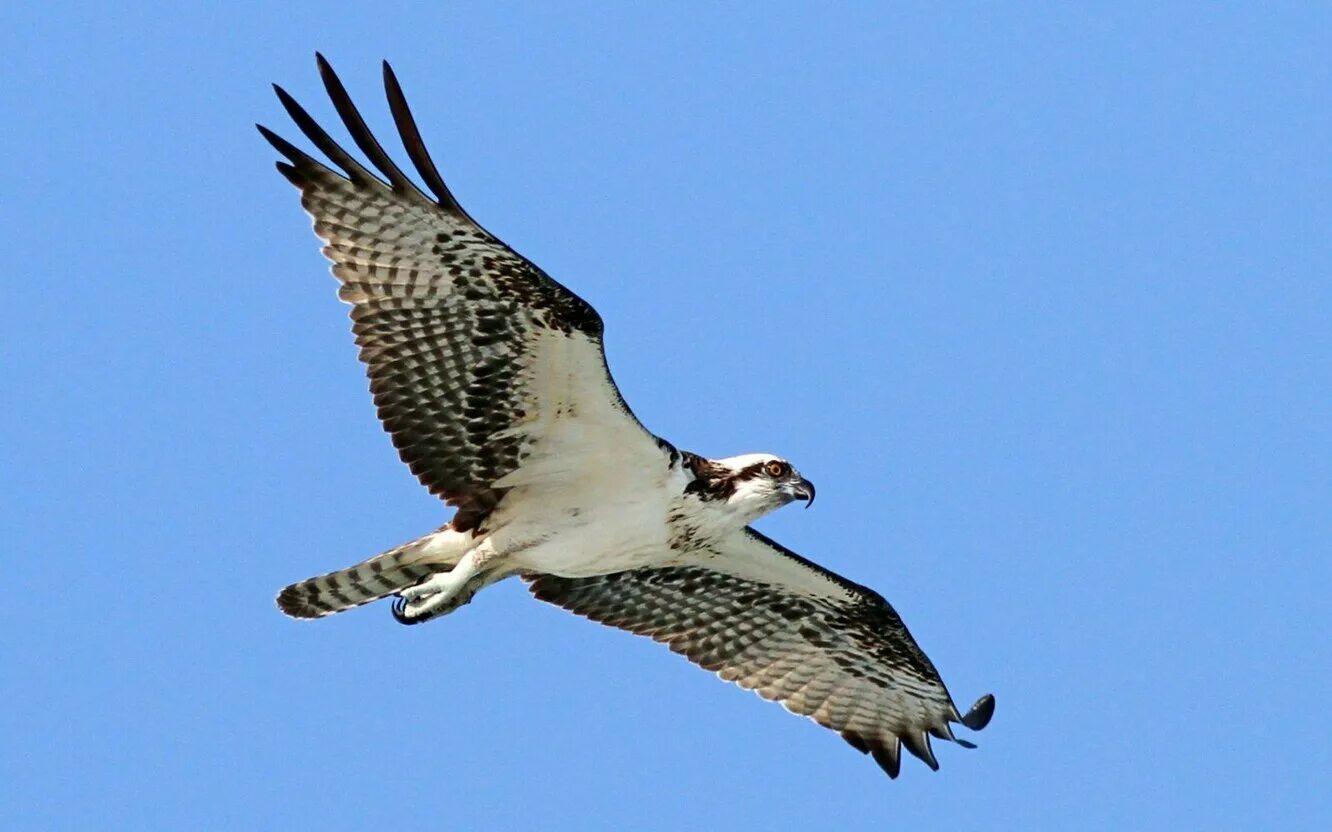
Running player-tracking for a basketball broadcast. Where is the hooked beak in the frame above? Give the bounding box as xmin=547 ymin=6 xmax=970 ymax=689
xmin=790 ymin=478 xmax=816 ymax=508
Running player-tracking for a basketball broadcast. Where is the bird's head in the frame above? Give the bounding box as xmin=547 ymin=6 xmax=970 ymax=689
xmin=686 ymin=452 xmax=815 ymax=525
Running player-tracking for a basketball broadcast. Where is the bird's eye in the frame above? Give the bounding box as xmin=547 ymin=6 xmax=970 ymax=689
xmin=766 ymin=461 xmax=788 ymax=477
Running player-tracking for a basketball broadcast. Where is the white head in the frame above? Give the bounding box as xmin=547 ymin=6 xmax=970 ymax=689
xmin=684 ymin=452 xmax=815 ymax=527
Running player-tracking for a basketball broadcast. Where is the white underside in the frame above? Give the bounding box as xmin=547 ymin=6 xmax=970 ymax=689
xmin=478 ymin=331 xmax=702 ymax=576
xmin=393 ymin=330 xmax=839 ymax=618
xmin=396 ymin=445 xmax=848 ymax=621
xmin=398 ymin=492 xmax=683 ymax=620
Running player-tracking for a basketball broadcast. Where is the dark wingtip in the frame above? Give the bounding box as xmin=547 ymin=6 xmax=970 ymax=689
xmin=255 ymin=122 xmax=285 ymax=150
xmin=270 ymin=82 xmax=298 ymax=112
xmin=381 ymin=59 xmax=467 ymax=214
xmin=275 ymin=162 xmax=306 ymax=187
xmin=314 ymin=52 xmax=337 ymax=85
xmin=314 ymin=53 xmax=417 ymax=192
xmin=256 ymin=123 xmax=318 ymax=182
xmin=271 ymin=84 xmax=302 ymax=120
xmin=960 ymin=693 xmax=996 ymax=731
xmin=902 ymin=731 xmax=940 ymax=771
xmin=871 ymin=743 xmax=902 ymax=779
xmin=840 ymin=731 xmax=870 ymax=754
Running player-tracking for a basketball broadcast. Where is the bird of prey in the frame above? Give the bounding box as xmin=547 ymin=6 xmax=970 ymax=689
xmin=261 ymin=55 xmax=994 ymax=779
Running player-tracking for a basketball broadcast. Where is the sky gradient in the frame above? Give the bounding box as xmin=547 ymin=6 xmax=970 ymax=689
xmin=4 ymin=3 xmax=1330 ymax=829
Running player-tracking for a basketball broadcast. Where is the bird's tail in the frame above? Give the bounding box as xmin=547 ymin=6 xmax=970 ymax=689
xmin=276 ymin=524 xmax=474 ymax=619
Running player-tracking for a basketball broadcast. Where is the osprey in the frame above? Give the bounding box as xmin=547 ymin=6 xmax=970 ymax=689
xmin=262 ymin=55 xmax=994 ymax=779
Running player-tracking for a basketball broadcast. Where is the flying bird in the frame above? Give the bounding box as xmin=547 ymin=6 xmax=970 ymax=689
xmin=261 ymin=55 xmax=994 ymax=779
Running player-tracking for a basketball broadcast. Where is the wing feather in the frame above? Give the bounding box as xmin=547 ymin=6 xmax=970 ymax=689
xmin=261 ymin=57 xmax=664 ymax=529
xmin=526 ymin=527 xmax=994 ymax=778
xmin=314 ymin=53 xmax=419 ymax=195
xmin=381 ymin=60 xmax=473 ymax=217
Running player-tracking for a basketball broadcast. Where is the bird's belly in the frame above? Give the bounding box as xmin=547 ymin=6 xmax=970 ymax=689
xmin=503 ymin=495 xmax=676 ymax=578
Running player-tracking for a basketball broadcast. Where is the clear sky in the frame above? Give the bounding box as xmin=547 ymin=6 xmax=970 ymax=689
xmin=4 ymin=3 xmax=1330 ymax=829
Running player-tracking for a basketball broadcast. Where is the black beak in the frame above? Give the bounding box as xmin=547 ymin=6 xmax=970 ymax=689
xmin=792 ymin=478 xmax=816 ymax=508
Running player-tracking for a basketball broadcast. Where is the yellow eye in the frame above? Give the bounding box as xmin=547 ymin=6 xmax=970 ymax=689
xmin=766 ymin=461 xmax=787 ymax=477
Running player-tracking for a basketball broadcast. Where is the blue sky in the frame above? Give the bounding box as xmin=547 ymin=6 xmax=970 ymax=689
xmin=4 ymin=3 xmax=1330 ymax=829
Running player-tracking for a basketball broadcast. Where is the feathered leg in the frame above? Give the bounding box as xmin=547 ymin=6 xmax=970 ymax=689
xmin=391 ymin=537 xmax=510 ymax=624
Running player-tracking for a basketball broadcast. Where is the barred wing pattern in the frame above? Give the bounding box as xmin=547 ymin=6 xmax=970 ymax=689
xmin=259 ymin=56 xmax=662 ymax=530
xmin=527 ymin=528 xmax=994 ymax=778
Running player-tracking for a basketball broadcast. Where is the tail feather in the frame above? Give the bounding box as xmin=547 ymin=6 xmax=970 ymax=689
xmin=276 ymin=525 xmax=472 ymax=619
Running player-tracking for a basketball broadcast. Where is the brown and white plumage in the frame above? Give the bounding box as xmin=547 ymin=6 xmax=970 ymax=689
xmin=529 ymin=528 xmax=993 ymax=778
xmin=259 ymin=55 xmax=660 ymax=533
xmin=262 ymin=55 xmax=993 ymax=779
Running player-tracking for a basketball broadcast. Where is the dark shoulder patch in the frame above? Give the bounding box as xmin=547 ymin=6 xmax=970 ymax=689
xmin=681 ymin=451 xmax=737 ymax=501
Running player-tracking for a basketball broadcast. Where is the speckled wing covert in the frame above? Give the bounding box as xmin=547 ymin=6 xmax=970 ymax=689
xmin=259 ymin=56 xmax=663 ymax=531
xmin=527 ymin=527 xmax=995 ymax=778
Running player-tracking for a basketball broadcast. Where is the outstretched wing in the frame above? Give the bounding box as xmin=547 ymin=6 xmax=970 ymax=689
xmin=526 ymin=527 xmax=994 ymax=778
xmin=260 ymin=55 xmax=665 ymax=530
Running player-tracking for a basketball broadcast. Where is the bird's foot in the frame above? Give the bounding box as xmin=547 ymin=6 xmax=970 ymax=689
xmin=393 ymin=569 xmax=471 ymax=623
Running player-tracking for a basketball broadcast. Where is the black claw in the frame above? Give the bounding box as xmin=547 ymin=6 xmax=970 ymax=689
xmin=391 ymin=595 xmax=422 ymax=625
xmin=960 ymin=694 xmax=996 ymax=731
